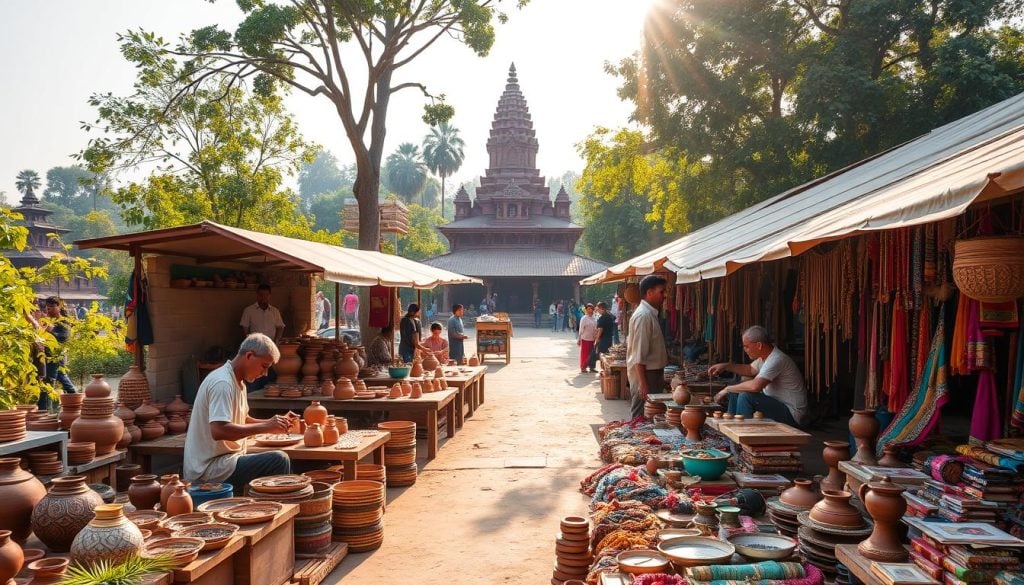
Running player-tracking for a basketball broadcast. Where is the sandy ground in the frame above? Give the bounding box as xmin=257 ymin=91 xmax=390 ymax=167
xmin=324 ymin=327 xmax=627 ymax=584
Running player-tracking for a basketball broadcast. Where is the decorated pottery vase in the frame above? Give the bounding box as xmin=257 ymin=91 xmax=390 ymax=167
xmin=304 ymin=401 xmax=328 ymax=426
xmin=84 ymin=374 xmax=112 ymax=398
xmin=322 ymin=418 xmax=339 ymax=446
xmin=160 ymin=475 xmax=183 ymax=511
xmin=133 ymin=400 xmax=159 ymax=425
xmin=672 ymin=384 xmax=691 ymax=406
xmin=26 ymin=558 xmax=69 ymax=585
xmin=858 ymin=477 xmax=909 ymax=561
xmin=276 ymin=342 xmax=302 ymax=384
xmin=821 ymin=440 xmax=851 ymax=492
xmin=337 ymin=350 xmax=359 ymax=380
xmin=876 ymin=445 xmax=906 ymax=468
xmin=127 ymin=474 xmax=161 ymax=510
xmin=0 ymin=458 xmax=46 ymax=543
xmin=304 ymin=423 xmax=324 ymax=448
xmin=30 ymin=476 xmax=104 ymax=552
xmin=0 ymin=531 xmax=22 ymax=585
xmin=680 ymin=406 xmax=706 ymax=441
xmin=165 ymin=485 xmax=193 ymax=517
xmin=809 ymin=490 xmax=864 ymax=528
xmin=779 ymin=478 xmax=820 ymax=509
xmin=70 ymin=504 xmax=143 ymax=566
xmin=849 ymin=409 xmax=880 ymax=465
xmin=117 ymin=365 xmax=151 ymax=409
xmin=334 ymin=378 xmax=356 ymax=400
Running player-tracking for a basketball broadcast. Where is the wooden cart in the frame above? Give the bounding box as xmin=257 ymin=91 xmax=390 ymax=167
xmin=475 ymin=319 xmax=512 ymax=364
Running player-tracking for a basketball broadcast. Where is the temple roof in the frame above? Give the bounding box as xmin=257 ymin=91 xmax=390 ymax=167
xmin=439 ymin=215 xmax=583 ymax=231
xmin=422 ymin=249 xmax=607 ymax=278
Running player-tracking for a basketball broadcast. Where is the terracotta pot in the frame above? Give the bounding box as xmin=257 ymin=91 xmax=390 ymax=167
xmin=334 ymin=378 xmax=356 ymax=400
xmin=645 ymin=457 xmax=660 ymax=476
xmin=0 ymin=531 xmax=22 ymax=585
xmin=115 ymin=464 xmax=142 ymax=493
xmin=680 ymin=406 xmax=706 ymax=440
xmin=672 ymin=384 xmax=691 ymax=406
xmin=167 ymin=415 xmax=187 ymax=434
xmin=409 ymin=383 xmax=423 ymax=399
xmin=322 ymin=418 xmax=339 ymax=446
xmin=155 ymin=414 xmax=169 ymax=430
xmin=353 ymin=379 xmax=367 ymax=394
xmin=809 ymin=490 xmax=865 ymax=528
xmin=140 ymin=420 xmax=165 ymax=441
xmin=0 ymin=458 xmax=46 ymax=543
xmin=821 ymin=440 xmax=851 ymax=492
xmin=166 ymin=395 xmax=190 ymax=418
xmin=114 ymin=402 xmax=135 ymax=424
xmin=401 ymin=381 xmax=412 ymax=396
xmin=858 ymin=477 xmax=909 ymax=561
xmin=165 ymin=485 xmax=193 ymax=517
xmin=780 ymin=478 xmax=821 ymax=509
xmin=160 ymin=475 xmax=183 ymax=511
xmin=116 ymin=421 xmax=131 ymax=449
xmin=276 ymin=342 xmax=302 ymax=384
xmin=337 ymin=350 xmax=359 ymax=380
xmin=304 ymin=423 xmax=324 ymax=447
xmin=133 ymin=400 xmax=159 ymax=425
xmin=70 ymin=504 xmax=143 ymax=566
xmin=410 ymin=359 xmax=423 ymax=378
xmin=30 ymin=476 xmax=104 ymax=552
xmin=468 ymin=355 xmax=480 ymax=367
xmin=320 ymin=378 xmax=335 ymax=396
xmin=304 ymin=401 xmax=328 ymax=426
xmin=435 ymin=366 xmax=444 ymax=378
xmin=116 ymin=366 xmax=151 ymax=409
xmin=336 ymin=417 xmax=349 ymax=434
xmin=388 ymin=384 xmax=402 ymax=399
xmin=84 ymin=374 xmax=112 ymax=398
xmin=422 ymin=354 xmax=439 ymax=372
xmin=128 ymin=474 xmax=162 ymax=510
xmin=126 ymin=424 xmax=142 ymax=444
xmin=300 ymin=351 xmax=321 ymax=385
xmin=70 ymin=402 xmax=121 ymax=456
xmin=877 ymin=445 xmax=906 ymax=468
xmin=849 ymin=409 xmax=879 ymax=465
xmin=26 ymin=558 xmax=68 ymax=585
xmin=319 ymin=352 xmax=336 ymax=380
xmin=58 ymin=406 xmax=81 ymax=431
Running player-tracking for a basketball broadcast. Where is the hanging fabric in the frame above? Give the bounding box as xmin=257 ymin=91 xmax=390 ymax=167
xmin=887 ymin=298 xmax=910 ymax=412
xmin=979 ymin=301 xmax=1020 ymax=329
xmin=915 ymin=306 xmax=931 ymax=383
xmin=970 ymin=369 xmax=1002 ymax=443
xmin=1010 ymin=305 xmax=1024 ymax=431
xmin=966 ymin=298 xmax=992 ymax=370
xmin=124 ymin=268 xmax=154 ymax=352
xmin=950 ymin=292 xmax=969 ymax=376
xmin=866 ymin=302 xmax=880 ymax=409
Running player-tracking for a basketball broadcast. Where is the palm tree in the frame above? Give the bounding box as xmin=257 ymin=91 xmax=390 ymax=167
xmin=384 ymin=143 xmax=428 ymax=205
xmin=15 ymin=169 xmax=41 ymax=198
xmin=422 ymin=122 xmax=465 ymax=218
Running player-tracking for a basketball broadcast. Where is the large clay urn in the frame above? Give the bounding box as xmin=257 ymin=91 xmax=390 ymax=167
xmin=84 ymin=374 xmax=112 ymax=398
xmin=334 ymin=377 xmax=356 ymax=400
xmin=304 ymin=401 xmax=328 ymax=426
xmin=133 ymin=400 xmax=159 ymax=425
xmin=115 ymin=420 xmax=131 ymax=449
xmin=849 ymin=409 xmax=880 ymax=465
xmin=821 ymin=440 xmax=851 ymax=492
xmin=165 ymin=484 xmax=193 ymax=517
xmin=672 ymin=384 xmax=691 ymax=406
xmin=422 ymin=353 xmax=439 ymax=372
xmin=70 ymin=504 xmax=144 ymax=566
xmin=300 ymin=350 xmax=321 ymax=385
xmin=322 ymin=417 xmax=340 ymax=446
xmin=337 ymin=350 xmax=359 ymax=380
xmin=680 ymin=406 xmax=706 ymax=441
xmin=304 ymin=423 xmax=324 ymax=447
xmin=160 ymin=475 xmax=184 ymax=511
xmin=0 ymin=531 xmax=23 ymax=585
xmin=30 ymin=476 xmax=104 ymax=552
xmin=167 ymin=415 xmax=187 ymax=435
xmin=276 ymin=342 xmax=302 ymax=384
xmin=71 ymin=400 xmax=121 ymax=455
xmin=116 ymin=366 xmax=151 ymax=409
xmin=858 ymin=477 xmax=909 ymax=561
xmin=780 ymin=478 xmax=821 ymax=509
xmin=319 ymin=350 xmax=337 ymax=381
xmin=877 ymin=445 xmax=906 ymax=468
xmin=809 ymin=490 xmax=865 ymax=529
xmin=0 ymin=458 xmax=46 ymax=544
xmin=127 ymin=474 xmax=162 ymax=510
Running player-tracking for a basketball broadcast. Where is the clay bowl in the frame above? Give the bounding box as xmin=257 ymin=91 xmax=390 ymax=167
xmin=173 ymin=522 xmax=240 ymax=551
xmin=161 ymin=512 xmax=214 ymax=532
xmin=298 ymin=483 xmax=333 ymax=517
xmin=143 ymin=537 xmax=205 ymax=566
xmin=196 ymin=497 xmax=254 ymax=514
xmin=127 ymin=510 xmax=168 ymax=531
xmin=301 ymin=469 xmax=343 ymax=484
xmin=20 ymin=548 xmax=45 ymax=569
xmin=656 ymin=528 xmax=703 ymax=542
xmin=728 ymin=533 xmax=797 ymax=561
xmin=616 ymin=550 xmax=671 ymax=575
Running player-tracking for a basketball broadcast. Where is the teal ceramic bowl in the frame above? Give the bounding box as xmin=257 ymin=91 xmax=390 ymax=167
xmin=388 ymin=366 xmax=411 ymax=379
xmin=680 ymin=448 xmax=730 ymax=480
xmin=189 ymin=482 xmax=234 ymax=507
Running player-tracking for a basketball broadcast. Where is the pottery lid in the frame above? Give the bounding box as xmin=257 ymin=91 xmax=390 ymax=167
xmin=93 ymin=503 xmax=126 ymax=519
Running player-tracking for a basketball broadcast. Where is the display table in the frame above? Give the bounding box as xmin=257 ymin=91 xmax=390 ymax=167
xmin=39 ymin=449 xmax=126 ymax=486
xmin=361 ymin=365 xmax=487 ymax=424
xmin=173 ymin=533 xmax=246 ymax=584
xmin=599 ymin=354 xmax=629 ymax=399
xmin=247 ymin=388 xmax=458 ymax=459
xmin=234 ymin=503 xmax=299 ymax=585
xmin=835 ymin=543 xmax=913 ymax=585
xmin=0 ymin=431 xmax=67 ymax=462
xmin=128 ymin=431 xmax=390 ymax=480
xmin=475 ymin=319 xmax=512 ymax=364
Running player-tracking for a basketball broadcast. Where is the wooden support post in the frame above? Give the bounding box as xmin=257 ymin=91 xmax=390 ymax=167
xmin=131 ymin=244 xmax=144 ymax=369
xmin=333 ymin=282 xmax=340 ymax=342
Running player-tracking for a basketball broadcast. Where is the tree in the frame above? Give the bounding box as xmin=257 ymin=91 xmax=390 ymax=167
xmin=308 ymin=190 xmax=346 ymax=232
xmin=384 ymin=143 xmax=428 ymax=205
xmin=115 ymin=1 xmax=523 ymax=252
xmin=298 ymin=150 xmax=353 ymax=209
xmin=15 ymin=170 xmax=41 ymax=197
xmin=397 ymin=203 xmax=448 ymax=261
xmin=423 ymin=122 xmax=465 ymax=217
xmin=42 ymin=166 xmax=110 ymax=213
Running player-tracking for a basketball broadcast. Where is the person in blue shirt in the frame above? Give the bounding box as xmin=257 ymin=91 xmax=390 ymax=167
xmin=447 ymin=304 xmax=469 ymax=364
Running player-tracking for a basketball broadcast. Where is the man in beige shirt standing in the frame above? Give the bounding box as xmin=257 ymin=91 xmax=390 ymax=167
xmin=626 ymin=275 xmax=669 ymax=419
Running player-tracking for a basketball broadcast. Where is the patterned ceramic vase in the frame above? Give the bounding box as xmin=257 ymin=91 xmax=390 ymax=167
xmin=69 ymin=504 xmax=144 ymax=566
xmin=30 ymin=476 xmax=104 ymax=552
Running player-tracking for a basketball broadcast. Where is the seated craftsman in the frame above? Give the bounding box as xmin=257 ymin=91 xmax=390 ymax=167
xmin=710 ymin=325 xmax=807 ymax=427
xmin=184 ymin=333 xmax=292 ymax=493
xmin=421 ymin=322 xmax=450 ymax=363
xmin=366 ymin=325 xmax=394 ymax=368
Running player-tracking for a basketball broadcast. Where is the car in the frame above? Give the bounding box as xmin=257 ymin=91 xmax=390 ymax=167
xmin=315 ymin=323 xmax=361 ymax=345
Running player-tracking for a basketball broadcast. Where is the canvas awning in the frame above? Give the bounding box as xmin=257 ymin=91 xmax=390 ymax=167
xmin=582 ymin=91 xmax=1024 ymax=285
xmin=75 ymin=221 xmax=481 ymax=289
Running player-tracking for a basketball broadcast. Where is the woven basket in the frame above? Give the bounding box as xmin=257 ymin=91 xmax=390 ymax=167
xmin=601 ymin=372 xmax=619 ymax=400
xmin=952 ymin=236 xmax=1024 ymax=302
xmin=117 ymin=366 xmax=151 ymax=409
xmin=623 ymin=283 xmax=641 ymax=305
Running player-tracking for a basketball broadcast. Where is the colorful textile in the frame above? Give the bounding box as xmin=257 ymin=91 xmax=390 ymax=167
xmin=970 ymin=369 xmax=1002 ymax=442
xmin=951 ymin=292 xmax=969 ymax=376
xmin=1012 ymin=310 xmax=1024 ymax=431
xmin=980 ymin=300 xmax=1020 ymax=329
xmin=915 ymin=306 xmax=931 ymax=385
xmin=686 ymin=561 xmax=805 ymax=582
xmin=888 ymin=299 xmax=909 ymax=412
xmin=867 ymin=301 xmax=880 ymax=408
xmin=966 ymin=298 xmax=992 ymax=370
xmin=955 ymin=444 xmax=1024 ymax=472
xmin=877 ymin=318 xmax=948 ymax=454
xmin=123 ymin=269 xmax=153 ymax=351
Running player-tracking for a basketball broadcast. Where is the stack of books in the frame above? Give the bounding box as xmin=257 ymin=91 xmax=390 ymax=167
xmin=914 ymin=479 xmax=1012 ymax=526
xmin=737 ymin=444 xmax=803 ymax=474
xmin=731 ymin=471 xmax=791 ymax=496
xmin=960 ymin=459 xmax=1022 ymax=503
xmin=905 ymin=517 xmax=1024 ymax=584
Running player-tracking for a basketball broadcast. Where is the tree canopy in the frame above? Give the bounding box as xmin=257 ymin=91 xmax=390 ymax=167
xmin=14 ymin=170 xmax=41 ymax=197
xmin=384 ymin=143 xmax=428 ymax=205
xmin=423 ymin=122 xmax=466 ymax=218
xmin=298 ymin=150 xmax=354 ymax=209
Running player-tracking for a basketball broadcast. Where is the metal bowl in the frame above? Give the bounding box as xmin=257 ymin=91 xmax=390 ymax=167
xmin=657 ymin=535 xmax=736 ymax=569
xmin=728 ymin=533 xmax=797 ymax=560
xmin=615 ymin=550 xmax=671 ymax=575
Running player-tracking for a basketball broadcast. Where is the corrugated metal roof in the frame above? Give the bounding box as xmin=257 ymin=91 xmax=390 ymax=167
xmin=583 ymin=91 xmax=1024 ymax=284
xmin=423 ymin=249 xmax=608 ymax=277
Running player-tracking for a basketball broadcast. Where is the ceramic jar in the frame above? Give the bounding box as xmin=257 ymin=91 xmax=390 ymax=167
xmin=167 ymin=415 xmax=187 ymax=434
xmin=58 ymin=404 xmax=81 ymax=432
xmin=126 ymin=424 xmax=142 ymax=444
xmin=334 ymin=378 xmax=356 ymax=400
xmin=388 ymin=384 xmax=402 ymax=399
xmin=30 ymin=476 xmax=104 ymax=552
xmin=322 ymin=418 xmax=340 ymax=446
xmin=304 ymin=401 xmax=328 ymax=426
xmin=276 ymin=342 xmax=302 ymax=384
xmin=133 ymin=400 xmax=159 ymax=425
xmin=0 ymin=531 xmax=22 ymax=585
xmin=304 ymin=423 xmax=324 ymax=447
xmin=717 ymin=505 xmax=742 ymax=539
xmin=70 ymin=504 xmax=143 ymax=566
xmin=165 ymin=485 xmax=193 ymax=517
xmin=672 ymin=384 xmax=691 ymax=406
xmin=410 ymin=383 xmax=423 ymax=399
xmin=850 ymin=409 xmax=880 ymax=465
xmin=70 ymin=407 xmax=121 ymax=456
xmin=26 ymin=558 xmax=68 ymax=585
xmin=140 ymin=420 xmax=165 ymax=441
xmin=300 ymin=350 xmax=321 ymax=385
xmin=0 ymin=458 xmax=46 ymax=543
xmin=117 ymin=366 xmax=151 ymax=409
xmin=115 ymin=463 xmax=141 ymax=493
xmin=780 ymin=478 xmax=821 ymax=509
xmin=336 ymin=417 xmax=349 ymax=434
xmin=877 ymin=445 xmax=906 ymax=468
xmin=401 ymin=381 xmax=413 ymax=396
xmin=319 ymin=351 xmax=337 ymax=381
xmin=320 ymin=378 xmax=335 ymax=397
xmin=410 ymin=358 xmax=423 ymax=378
xmin=858 ymin=477 xmax=909 ymax=561
xmin=160 ymin=475 xmax=184 ymax=511
xmin=116 ymin=420 xmax=132 ymax=449
xmin=809 ymin=490 xmax=865 ymax=528
xmin=680 ymin=406 xmax=706 ymax=441
xmin=337 ymin=350 xmax=359 ymax=380
xmin=821 ymin=440 xmax=851 ymax=492
xmin=84 ymin=374 xmax=112 ymax=398
xmin=422 ymin=354 xmax=439 ymax=372
xmin=127 ymin=473 xmax=162 ymax=510
xmin=166 ymin=395 xmax=190 ymax=418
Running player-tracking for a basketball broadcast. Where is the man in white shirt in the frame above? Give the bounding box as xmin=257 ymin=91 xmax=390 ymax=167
xmin=576 ymin=303 xmax=599 ymax=374
xmin=710 ymin=325 xmax=807 ymax=427
xmin=626 ymin=275 xmax=669 ymax=419
xmin=239 ymin=284 xmax=285 ymax=391
xmin=184 ymin=334 xmax=292 ymax=492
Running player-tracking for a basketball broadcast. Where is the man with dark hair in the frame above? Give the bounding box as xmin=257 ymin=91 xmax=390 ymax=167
xmin=447 ymin=304 xmax=468 ymax=364
xmin=626 ymin=275 xmax=669 ymax=418
xmin=590 ymin=301 xmax=616 ymax=372
xmin=399 ymin=303 xmax=424 ymax=363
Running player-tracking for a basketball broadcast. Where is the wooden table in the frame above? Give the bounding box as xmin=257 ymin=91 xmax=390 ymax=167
xmin=234 ymin=503 xmax=299 ymax=585
xmin=128 ymin=431 xmax=390 ymax=480
xmin=247 ymin=388 xmax=457 ymax=460
xmin=172 ymin=533 xmax=246 ymax=584
xmin=475 ymin=320 xmax=513 ymax=364
xmin=599 ymin=354 xmax=629 ymax=399
xmin=361 ymin=365 xmax=487 ymax=424
xmin=835 ymin=543 xmax=914 ymax=585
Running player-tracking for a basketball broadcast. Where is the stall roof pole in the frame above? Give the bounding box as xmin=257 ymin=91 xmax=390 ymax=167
xmin=131 ymin=244 xmax=144 ymax=370
xmin=334 ymin=282 xmax=340 ymax=342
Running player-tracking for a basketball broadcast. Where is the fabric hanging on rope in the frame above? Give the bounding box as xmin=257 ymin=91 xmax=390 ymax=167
xmin=966 ymin=297 xmax=992 ymax=370
xmin=970 ymin=368 xmax=1002 ymax=443
xmin=876 ymin=317 xmax=948 ymax=453
xmin=950 ymin=292 xmax=969 ymax=376
xmin=1012 ymin=308 xmax=1024 ymax=431
xmin=915 ymin=306 xmax=931 ymax=384
xmin=887 ymin=298 xmax=909 ymax=413
xmin=123 ymin=268 xmax=153 ymax=352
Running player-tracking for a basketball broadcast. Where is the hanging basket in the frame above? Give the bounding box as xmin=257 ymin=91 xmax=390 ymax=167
xmin=952 ymin=236 xmax=1024 ymax=302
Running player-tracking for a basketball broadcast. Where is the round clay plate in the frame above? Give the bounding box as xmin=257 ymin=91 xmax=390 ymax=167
xmin=249 ymin=475 xmax=311 ymax=493
xmin=196 ymin=497 xmax=254 ymax=513
xmin=252 ymin=434 xmax=302 ymax=447
xmin=615 ymin=550 xmax=670 ymax=574
xmin=215 ymin=502 xmax=283 ymax=525
xmin=655 ymin=509 xmax=693 ymax=526
xmin=657 ymin=536 xmax=735 ymax=567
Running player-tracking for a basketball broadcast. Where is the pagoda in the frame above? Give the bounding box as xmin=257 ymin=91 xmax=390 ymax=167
xmin=424 ymin=64 xmax=606 ymax=313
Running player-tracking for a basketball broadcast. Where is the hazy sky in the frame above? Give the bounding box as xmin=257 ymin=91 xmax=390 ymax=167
xmin=0 ymin=1 xmax=652 ymax=202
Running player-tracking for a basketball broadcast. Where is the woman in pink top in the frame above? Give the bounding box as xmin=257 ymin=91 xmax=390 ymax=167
xmin=421 ymin=322 xmax=449 ymax=363
xmin=342 ymin=289 xmax=359 ymax=327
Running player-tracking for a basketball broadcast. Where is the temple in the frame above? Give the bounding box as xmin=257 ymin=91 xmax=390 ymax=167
xmin=424 ymin=64 xmax=607 ymax=313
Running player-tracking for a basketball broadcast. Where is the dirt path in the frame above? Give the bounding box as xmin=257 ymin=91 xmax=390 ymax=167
xmin=325 ymin=327 xmax=628 ymax=584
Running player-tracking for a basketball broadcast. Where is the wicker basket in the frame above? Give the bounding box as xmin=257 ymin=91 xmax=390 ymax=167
xmin=601 ymin=371 xmax=620 ymax=400
xmin=623 ymin=283 xmax=641 ymax=305
xmin=952 ymin=236 xmax=1024 ymax=302
xmin=117 ymin=366 xmax=151 ymax=409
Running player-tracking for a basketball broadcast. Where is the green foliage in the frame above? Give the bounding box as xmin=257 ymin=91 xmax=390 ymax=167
xmin=61 ymin=554 xmax=177 ymax=585
xmin=397 ymin=204 xmax=448 ymax=261
xmin=308 ymin=190 xmax=347 ymax=232
xmin=298 ymin=151 xmax=354 ymax=209
xmin=384 ymin=143 xmax=428 ymax=205
xmin=65 ymin=308 xmax=131 ymax=385
xmin=42 ymin=166 xmax=112 ymax=214
xmin=15 ymin=170 xmax=41 ymax=196
xmin=422 ymin=122 xmax=465 ymax=217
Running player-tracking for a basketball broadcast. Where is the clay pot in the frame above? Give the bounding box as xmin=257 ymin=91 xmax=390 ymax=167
xmin=160 ymin=475 xmax=183 ymax=511
xmin=334 ymin=378 xmax=356 ymax=400
xmin=337 ymin=350 xmax=359 ymax=380
xmin=809 ymin=490 xmax=865 ymax=529
xmin=300 ymin=351 xmax=320 ymax=385
xmin=304 ymin=423 xmax=324 ymax=447
xmin=58 ymin=406 xmax=81 ymax=432
xmin=31 ymin=476 xmax=104 ymax=552
xmin=165 ymin=485 xmax=193 ymax=517
xmin=388 ymin=384 xmax=403 ymax=399
xmin=680 ymin=406 xmax=706 ymax=441
xmin=645 ymin=457 xmax=660 ymax=477
xmin=322 ymin=418 xmax=339 ymax=446
xmin=319 ymin=352 xmax=337 ymax=380
xmin=128 ymin=474 xmax=162 ymax=510
xmin=26 ymin=558 xmax=68 ymax=585
xmin=409 ymin=383 xmax=423 ymax=399
xmin=435 ymin=366 xmax=444 ymax=378
xmin=422 ymin=354 xmax=439 ymax=372
xmin=155 ymin=414 xmax=169 ymax=430
xmin=692 ymin=502 xmax=718 ymax=536
xmin=84 ymin=374 xmax=112 ymax=398
xmin=401 ymin=381 xmax=413 ymax=396
xmin=133 ymin=400 xmax=159 ymax=425
xmin=780 ymin=478 xmax=821 ymax=509
xmin=353 ymin=379 xmax=367 ymax=394
xmin=288 ymin=415 xmax=303 ymax=435
xmin=336 ymin=417 xmax=349 ymax=434
xmin=877 ymin=445 xmax=906 ymax=468
xmin=70 ymin=504 xmax=143 ymax=566
xmin=320 ymin=378 xmax=335 ymax=397
xmin=166 ymin=395 xmax=190 ymax=418
xmin=114 ymin=402 xmax=135 ymax=424
xmin=167 ymin=415 xmax=187 ymax=435
xmin=410 ymin=359 xmax=424 ymax=378
xmin=849 ymin=409 xmax=880 ymax=465
xmin=433 ymin=378 xmax=443 ymax=392
xmin=672 ymin=384 xmax=691 ymax=406
xmin=468 ymin=355 xmax=480 ymax=367
xmin=117 ymin=366 xmax=151 ymax=409
xmin=140 ymin=420 xmax=165 ymax=441
xmin=0 ymin=458 xmax=46 ymax=543
xmin=276 ymin=342 xmax=302 ymax=384
xmin=304 ymin=401 xmax=328 ymax=426
xmin=0 ymin=531 xmax=22 ymax=585
xmin=858 ymin=477 xmax=909 ymax=561
xmin=126 ymin=424 xmax=142 ymax=444
xmin=821 ymin=440 xmax=851 ymax=492
xmin=115 ymin=464 xmax=141 ymax=493
xmin=70 ymin=403 xmax=121 ymax=456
